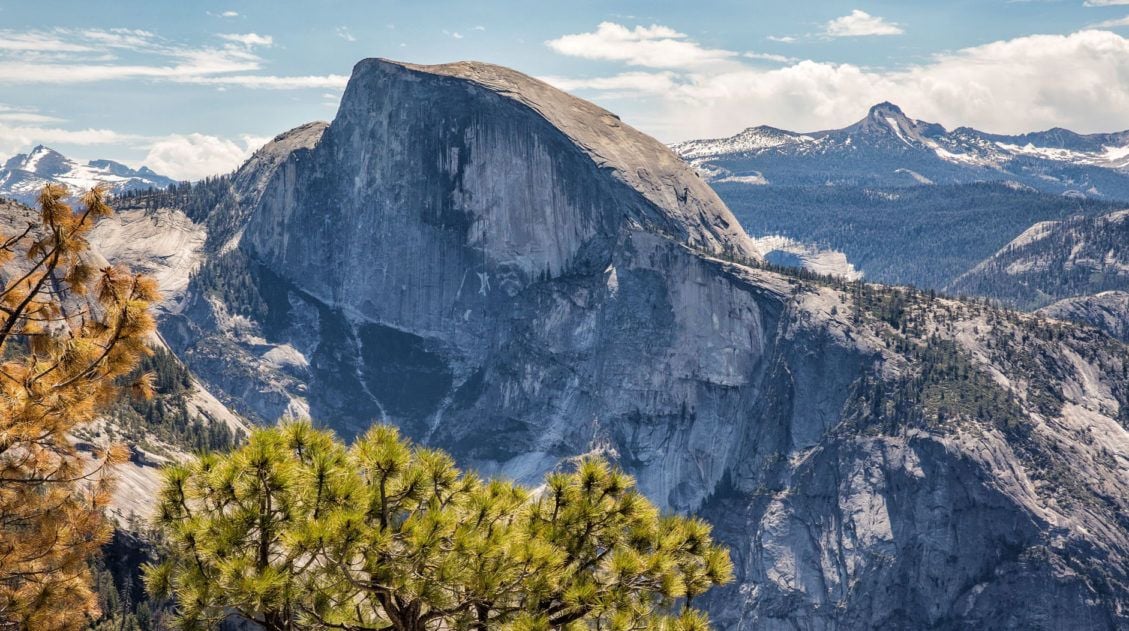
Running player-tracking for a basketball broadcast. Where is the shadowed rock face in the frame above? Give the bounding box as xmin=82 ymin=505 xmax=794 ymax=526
xmin=151 ymin=59 xmax=1129 ymax=629
xmin=245 ymin=59 xmax=755 ymax=348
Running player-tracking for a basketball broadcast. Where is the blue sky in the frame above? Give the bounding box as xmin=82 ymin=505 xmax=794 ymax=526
xmin=2 ymin=0 xmax=1129 ymax=179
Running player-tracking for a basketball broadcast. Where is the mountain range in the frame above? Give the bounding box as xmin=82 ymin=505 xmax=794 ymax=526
xmin=674 ymin=102 xmax=1129 ymax=197
xmin=0 ymin=145 xmax=174 ymax=205
xmin=45 ymin=58 xmax=1129 ymax=629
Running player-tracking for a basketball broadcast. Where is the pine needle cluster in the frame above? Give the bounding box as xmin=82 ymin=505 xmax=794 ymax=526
xmin=146 ymin=421 xmax=733 ymax=630
xmin=0 ymin=185 xmax=158 ymax=629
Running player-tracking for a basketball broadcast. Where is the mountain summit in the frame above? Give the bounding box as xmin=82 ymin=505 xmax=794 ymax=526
xmin=0 ymin=145 xmax=175 ymax=205
xmin=101 ymin=59 xmax=1129 ymax=629
xmin=244 ymin=57 xmax=759 ymax=341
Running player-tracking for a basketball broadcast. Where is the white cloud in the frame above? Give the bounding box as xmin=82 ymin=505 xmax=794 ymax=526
xmin=0 ymin=58 xmax=260 ymax=84
xmin=179 ymin=74 xmax=349 ymax=89
xmin=826 ymin=10 xmax=903 ymax=37
xmin=79 ymin=28 xmax=159 ymax=49
xmin=1085 ymin=0 xmax=1129 ymax=5
xmin=0 ymin=113 xmax=63 ymax=123
xmin=0 ymin=31 xmax=94 ymax=53
xmin=217 ymin=33 xmax=273 ymax=48
xmin=0 ymin=105 xmax=63 ymax=124
xmin=0 ymin=28 xmax=339 ymax=90
xmin=540 ymin=71 xmax=678 ymax=95
xmin=221 ymin=11 xmax=239 ymax=17
xmin=336 ymin=26 xmax=356 ymax=42
xmin=743 ymin=52 xmax=797 ymax=63
xmin=0 ymin=122 xmax=144 ymax=160
xmin=546 ymin=22 xmax=739 ymax=69
xmin=142 ymin=133 xmax=270 ymax=180
xmin=767 ymin=35 xmax=797 ymax=43
xmin=1092 ymin=15 xmax=1129 ymax=27
xmin=544 ymin=27 xmax=1129 ymax=139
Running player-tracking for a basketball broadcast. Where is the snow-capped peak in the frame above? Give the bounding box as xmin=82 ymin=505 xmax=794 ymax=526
xmin=845 ymin=102 xmax=939 ymax=146
xmin=671 ymin=125 xmax=811 ymax=159
xmin=0 ymin=146 xmax=176 ymax=206
xmin=672 ymin=101 xmax=1129 ymax=195
xmin=17 ymin=145 xmax=73 ymax=177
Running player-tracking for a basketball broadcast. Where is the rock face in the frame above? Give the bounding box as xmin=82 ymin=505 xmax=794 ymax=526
xmin=88 ymin=207 xmax=206 ymax=313
xmin=148 ymin=59 xmax=1129 ymax=628
xmin=150 ymin=123 xmax=330 ymax=423
xmin=245 ymin=59 xmax=754 ymax=348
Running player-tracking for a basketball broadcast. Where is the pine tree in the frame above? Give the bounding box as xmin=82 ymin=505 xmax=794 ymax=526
xmin=0 ymin=185 xmax=158 ymax=629
xmin=146 ymin=421 xmax=733 ymax=630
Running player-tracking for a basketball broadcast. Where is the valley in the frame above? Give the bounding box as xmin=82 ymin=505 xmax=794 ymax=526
xmin=4 ymin=4 xmax=1129 ymax=628
xmin=15 ymin=58 xmax=1122 ymax=629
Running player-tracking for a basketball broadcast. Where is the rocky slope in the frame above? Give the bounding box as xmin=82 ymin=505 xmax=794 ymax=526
xmin=1041 ymin=291 xmax=1129 ymax=344
xmin=0 ymin=197 xmax=246 ymax=518
xmin=0 ymin=145 xmax=174 ymax=205
xmin=126 ymin=59 xmax=1129 ymax=628
xmin=949 ymin=208 xmax=1129 ymax=310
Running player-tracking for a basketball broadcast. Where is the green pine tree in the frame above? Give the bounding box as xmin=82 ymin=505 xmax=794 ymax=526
xmin=144 ymin=421 xmax=733 ymax=630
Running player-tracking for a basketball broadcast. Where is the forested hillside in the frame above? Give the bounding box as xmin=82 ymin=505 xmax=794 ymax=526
xmin=716 ymin=182 xmax=1123 ymax=288
xmin=949 ymin=209 xmax=1129 ymax=309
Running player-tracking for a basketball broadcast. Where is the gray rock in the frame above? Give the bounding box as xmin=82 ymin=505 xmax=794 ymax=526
xmin=151 ymin=59 xmax=1129 ymax=629
xmin=1041 ymin=291 xmax=1129 ymax=343
xmin=949 ymin=209 xmax=1129 ymax=310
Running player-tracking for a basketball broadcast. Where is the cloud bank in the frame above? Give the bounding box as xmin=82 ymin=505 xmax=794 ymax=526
xmin=143 ymin=133 xmax=271 ymax=180
xmin=0 ymin=27 xmax=344 ymax=180
xmin=547 ymin=22 xmax=739 ymax=69
xmin=543 ymin=24 xmax=1129 ymax=139
xmin=0 ymin=28 xmax=346 ymax=89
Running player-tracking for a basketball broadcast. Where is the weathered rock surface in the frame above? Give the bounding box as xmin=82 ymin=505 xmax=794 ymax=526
xmin=949 ymin=208 xmax=1129 ymax=310
xmin=244 ymin=59 xmax=754 ymax=353
xmin=0 ymin=197 xmax=247 ymax=519
xmin=88 ymin=206 xmax=205 ymax=313
xmin=143 ymin=59 xmax=1129 ymax=628
xmin=1041 ymin=291 xmax=1129 ymax=343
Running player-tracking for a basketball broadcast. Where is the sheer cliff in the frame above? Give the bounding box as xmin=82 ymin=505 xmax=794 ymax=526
xmin=135 ymin=59 xmax=1129 ymax=629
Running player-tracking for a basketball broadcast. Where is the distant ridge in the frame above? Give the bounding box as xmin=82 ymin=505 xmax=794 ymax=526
xmin=673 ymin=103 xmax=1129 ymax=197
xmin=0 ymin=145 xmax=175 ymax=205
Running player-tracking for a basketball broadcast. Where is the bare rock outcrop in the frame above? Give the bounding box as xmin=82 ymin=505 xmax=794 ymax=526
xmin=142 ymin=59 xmax=1129 ymax=629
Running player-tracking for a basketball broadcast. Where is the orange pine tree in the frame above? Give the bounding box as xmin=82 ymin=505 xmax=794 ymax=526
xmin=0 ymin=184 xmax=158 ymax=630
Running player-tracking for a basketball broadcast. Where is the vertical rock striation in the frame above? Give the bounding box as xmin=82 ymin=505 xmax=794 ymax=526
xmin=154 ymin=59 xmax=1129 ymax=629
